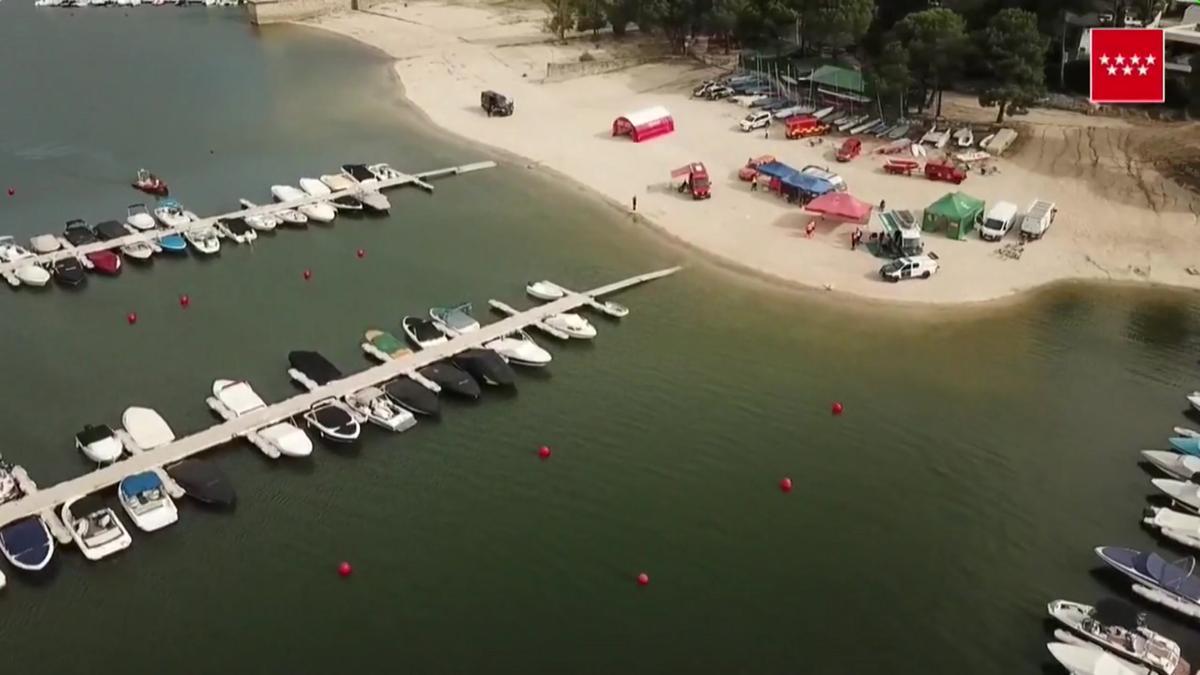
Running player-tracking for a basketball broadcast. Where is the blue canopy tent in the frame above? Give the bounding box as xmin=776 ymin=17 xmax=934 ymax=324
xmin=753 ymin=161 xmax=798 ymax=181
xmin=779 ymin=173 xmax=834 ymax=203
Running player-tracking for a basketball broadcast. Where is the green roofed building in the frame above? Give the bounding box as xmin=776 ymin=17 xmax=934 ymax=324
xmin=922 ymin=192 xmax=985 ymax=240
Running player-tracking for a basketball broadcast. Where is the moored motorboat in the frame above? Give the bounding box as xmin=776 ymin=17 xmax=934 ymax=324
xmin=544 ymin=312 xmax=596 ymax=339
xmin=0 ymin=236 xmax=51 ymax=286
xmin=259 ymin=422 xmax=314 ymax=457
xmin=600 ymin=300 xmax=630 ymax=317
xmin=287 ymin=350 xmax=343 ymax=390
xmin=0 ymin=517 xmax=54 ymax=572
xmin=338 ymin=165 xmax=390 ymax=211
xmin=417 ymin=362 xmax=481 ymax=399
xmin=29 ymin=234 xmax=61 ymax=254
xmin=346 ymin=387 xmax=416 ymax=432
xmin=1151 ymin=479 xmax=1200 ymax=512
xmin=241 ymin=198 xmax=304 ymax=227
xmin=118 ymin=471 xmax=178 ymax=532
xmin=383 ymin=377 xmax=440 ymax=416
xmin=1048 ymin=599 xmax=1189 ymax=675
xmin=367 ymin=163 xmax=404 ymax=181
xmin=184 ymin=225 xmax=221 ymax=255
xmin=300 ymin=177 xmax=361 ymax=211
xmin=126 ymin=203 xmax=157 ymax=230
xmin=1141 ymin=450 xmax=1200 ymax=480
xmin=1187 ymin=392 xmax=1200 ymax=414
xmin=270 ymin=185 xmax=335 ymax=223
xmin=64 ymin=220 xmax=121 ymax=275
xmin=61 ymin=497 xmax=132 ymax=561
xmin=303 ymin=399 xmax=361 ymax=443
xmin=362 ymin=329 xmax=412 ymax=362
xmin=216 ymin=217 xmax=257 ymax=244
xmin=131 ymin=168 xmax=168 ymax=196
xmin=1094 ymin=546 xmax=1200 ymax=619
xmin=75 ymin=424 xmax=124 ymax=463
xmin=156 ymin=231 xmax=188 ymax=254
xmin=166 ymin=459 xmax=235 ymax=508
xmin=486 ymin=329 xmax=552 ymax=367
xmin=122 ymin=406 xmax=176 ymax=450
xmin=526 ymin=280 xmax=565 ymax=301
xmin=452 ymin=348 xmax=516 ymax=386
xmin=1175 ymin=426 xmax=1200 ymax=439
xmin=95 ymin=220 xmax=153 ymax=262
xmin=331 ymin=194 xmax=364 ymax=212
xmin=430 ymin=302 xmax=481 ymax=336
xmin=1048 ymin=642 xmax=1148 ymax=675
xmin=402 ymin=316 xmax=449 ymax=349
xmin=52 ymin=257 xmax=87 ymax=287
xmin=1144 ymin=506 xmax=1200 ymax=552
xmin=153 ymin=199 xmax=190 ymax=228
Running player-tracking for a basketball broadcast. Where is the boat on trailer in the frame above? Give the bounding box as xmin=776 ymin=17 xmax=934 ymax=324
xmin=1095 ymin=547 xmax=1200 ymax=620
xmin=61 ymin=496 xmax=132 ymax=561
xmin=383 ymin=377 xmax=441 ymax=416
xmin=1047 ymin=642 xmax=1148 ymax=675
xmin=417 ymin=362 xmax=480 ymax=399
xmin=118 ymin=471 xmax=178 ymax=532
xmin=0 ymin=517 xmax=54 ymax=572
xmin=1048 ymin=599 xmax=1190 ymax=675
xmin=346 ymin=386 xmax=416 ymax=432
xmin=402 ymin=316 xmax=449 ymax=349
xmin=430 ymin=302 xmax=481 ymax=336
xmin=166 ymin=459 xmax=236 ymax=508
xmin=75 ymin=424 xmax=124 ymax=463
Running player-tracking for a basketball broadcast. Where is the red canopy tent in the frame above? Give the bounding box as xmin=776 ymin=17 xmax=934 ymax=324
xmin=612 ymin=106 xmax=674 ymax=143
xmin=805 ymin=192 xmax=873 ymax=223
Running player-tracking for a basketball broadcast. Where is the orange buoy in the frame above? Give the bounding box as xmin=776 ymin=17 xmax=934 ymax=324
xmin=636 ymin=572 xmax=650 ymax=587
xmin=831 ymin=402 xmax=844 ymax=416
xmin=126 ymin=312 xmax=138 ymax=325
xmin=338 ymin=561 xmax=352 ymax=577
xmin=356 ymin=248 xmax=365 ymax=259
xmin=179 ymin=294 xmax=190 ymax=308
xmin=779 ymin=477 xmax=793 ymax=493
xmin=538 ymin=445 xmax=551 ymax=460
xmin=303 ymin=269 xmax=312 ymax=281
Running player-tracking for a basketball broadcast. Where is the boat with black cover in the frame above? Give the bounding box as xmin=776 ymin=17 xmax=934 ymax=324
xmin=417 ymin=362 xmax=481 ymax=399
xmin=452 ymin=348 xmax=516 ymax=387
xmin=95 ymin=219 xmax=153 ymax=262
xmin=287 ymin=350 xmax=343 ymax=387
xmin=303 ymin=398 xmax=361 ymax=443
xmin=402 ymin=316 xmax=449 ymax=349
xmin=166 ymin=459 xmax=236 ymax=508
xmin=52 ymin=256 xmax=87 ymax=287
xmin=384 ymin=377 xmax=441 ymax=416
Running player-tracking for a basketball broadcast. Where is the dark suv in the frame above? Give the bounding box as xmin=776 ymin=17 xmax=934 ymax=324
xmin=480 ymin=90 xmax=514 ymax=117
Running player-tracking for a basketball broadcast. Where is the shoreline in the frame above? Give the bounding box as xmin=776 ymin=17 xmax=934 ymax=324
xmin=297 ymin=3 xmax=1200 ymax=309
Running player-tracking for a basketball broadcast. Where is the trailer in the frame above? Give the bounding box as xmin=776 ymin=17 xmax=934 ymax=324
xmin=670 ymin=162 xmax=712 ymax=200
xmin=883 ymin=158 xmax=920 ymax=176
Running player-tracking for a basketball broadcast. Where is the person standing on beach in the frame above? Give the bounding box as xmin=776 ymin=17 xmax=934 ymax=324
xmin=632 ymin=195 xmax=637 ymax=211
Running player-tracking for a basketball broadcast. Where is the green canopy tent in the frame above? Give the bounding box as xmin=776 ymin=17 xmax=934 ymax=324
xmin=922 ymin=191 xmax=985 ymax=240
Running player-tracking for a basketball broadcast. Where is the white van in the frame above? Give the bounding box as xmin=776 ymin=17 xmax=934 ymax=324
xmin=978 ymin=201 xmax=1018 ymax=241
xmin=1019 ymin=200 xmax=1056 ymax=240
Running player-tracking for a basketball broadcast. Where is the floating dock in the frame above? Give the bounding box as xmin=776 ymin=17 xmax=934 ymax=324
xmin=0 ymin=266 xmax=680 ymax=533
xmin=0 ymin=160 xmax=498 ymax=279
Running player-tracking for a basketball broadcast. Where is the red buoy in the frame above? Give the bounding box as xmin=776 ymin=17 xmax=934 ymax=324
xmin=356 ymin=248 xmax=365 ymax=259
xmin=303 ymin=269 xmax=313 ymax=281
xmin=126 ymin=312 xmax=138 ymax=325
xmin=779 ymin=477 xmax=793 ymax=493
xmin=537 ymin=445 xmax=551 ymax=460
xmin=6 ymin=188 xmax=13 ymax=197
xmin=636 ymin=572 xmax=650 ymax=587
xmin=338 ymin=561 xmax=352 ymax=578
xmin=831 ymin=402 xmax=844 ymax=416
xmin=179 ymin=294 xmax=190 ymax=308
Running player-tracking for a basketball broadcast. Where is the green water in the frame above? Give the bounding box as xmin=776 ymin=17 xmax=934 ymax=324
xmin=3 ymin=4 xmax=1200 ymax=673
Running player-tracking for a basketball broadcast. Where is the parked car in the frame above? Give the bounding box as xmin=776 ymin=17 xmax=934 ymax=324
xmin=978 ymin=201 xmax=1018 ymax=241
xmin=880 ymin=253 xmax=940 ymax=282
xmin=705 ymin=85 xmax=735 ymax=100
xmin=739 ymin=111 xmax=773 ymax=132
xmin=480 ymin=90 xmax=514 ymax=117
xmin=692 ymin=81 xmax=717 ymax=97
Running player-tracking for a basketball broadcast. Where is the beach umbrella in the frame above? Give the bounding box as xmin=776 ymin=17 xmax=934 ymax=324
xmin=805 ymin=192 xmax=873 ymax=224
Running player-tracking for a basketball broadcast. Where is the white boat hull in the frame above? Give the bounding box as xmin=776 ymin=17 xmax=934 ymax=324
xmin=259 ymin=422 xmax=313 ymax=457
xmin=526 ymin=280 xmax=565 ymax=301
xmin=1141 ymin=450 xmax=1200 ymax=479
xmin=119 ymin=496 xmax=178 ymax=533
xmin=63 ymin=501 xmax=132 ymax=562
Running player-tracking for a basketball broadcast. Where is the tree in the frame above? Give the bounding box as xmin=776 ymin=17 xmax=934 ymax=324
xmin=893 ymin=8 xmax=967 ymax=116
xmin=977 ymin=8 xmax=1048 ymax=123
xmin=604 ymin=0 xmax=638 ymax=37
xmin=639 ymin=0 xmax=697 ymax=50
xmin=870 ymin=40 xmax=913 ymax=119
xmin=544 ymin=0 xmax=575 ymax=41
xmin=575 ymin=0 xmax=606 ymax=39
xmin=804 ymin=0 xmax=875 ymax=51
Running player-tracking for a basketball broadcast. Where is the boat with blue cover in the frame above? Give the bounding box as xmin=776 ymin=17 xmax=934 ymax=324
xmin=157 ymin=231 xmax=188 ymax=254
xmin=0 ymin=517 xmax=54 ymax=572
xmin=118 ymin=471 xmax=179 ymax=533
xmin=1095 ymin=547 xmax=1200 ymax=620
xmin=1169 ymin=437 xmax=1200 ymax=456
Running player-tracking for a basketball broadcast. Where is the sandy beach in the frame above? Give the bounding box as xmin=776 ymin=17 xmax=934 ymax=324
xmin=304 ymin=1 xmax=1200 ymax=304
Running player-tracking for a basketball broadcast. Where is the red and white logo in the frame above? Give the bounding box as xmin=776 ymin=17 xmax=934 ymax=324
xmin=1089 ymin=28 xmax=1165 ymax=104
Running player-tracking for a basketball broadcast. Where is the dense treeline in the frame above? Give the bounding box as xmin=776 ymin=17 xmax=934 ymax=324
xmin=546 ymin=0 xmax=1199 ymax=120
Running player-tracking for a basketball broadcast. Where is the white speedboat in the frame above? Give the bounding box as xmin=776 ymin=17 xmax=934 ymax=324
xmin=258 ymin=422 xmax=314 ymax=458
xmin=954 ymin=127 xmax=974 ymax=148
xmin=320 ymin=173 xmax=355 ymax=192
xmin=1151 ymin=479 xmax=1200 ymax=512
xmin=184 ymin=226 xmax=221 ymax=255
xmin=1048 ymin=599 xmax=1190 ymax=675
xmin=299 ymin=177 xmax=333 ymax=198
xmin=339 ymin=165 xmax=390 ymax=212
xmin=215 ymin=218 xmax=257 ymax=244
xmin=430 ymin=303 xmax=481 ymax=336
xmin=29 ymin=234 xmax=61 ymax=254
xmin=0 ymin=236 xmax=51 ymax=286
xmin=486 ymin=330 xmax=552 ymax=367
xmin=1186 ymin=391 xmax=1200 ymax=414
xmin=242 ymin=198 xmax=305 ymax=227
xmin=75 ymin=424 xmax=124 ymax=463
xmin=544 ymin=312 xmax=596 ymax=339
xmin=1141 ymin=450 xmax=1200 ymax=480
xmin=1175 ymin=427 xmax=1200 ymax=439
xmin=1047 ymin=642 xmax=1149 ymax=675
xmin=303 ymin=399 xmax=361 ymax=443
xmin=62 ymin=498 xmax=132 ymax=561
xmin=346 ymin=387 xmax=417 ymax=433
xmin=212 ymin=379 xmax=266 ymax=415
xmin=526 ymin=280 xmax=566 ymax=301
xmin=270 ymin=185 xmax=335 ymax=223
xmin=601 ymin=300 xmax=630 ymax=317
xmin=120 ymin=239 xmax=155 ymax=261
xmin=1144 ymin=506 xmax=1200 ymax=552
xmin=367 ymin=163 xmax=404 ymax=181
xmin=122 ymin=406 xmax=176 ymax=450
xmin=153 ymin=199 xmax=191 ymax=228
xmin=402 ymin=316 xmax=449 ymax=349
xmin=118 ymin=471 xmax=178 ymax=532
xmin=126 ymin=203 xmax=157 ymax=230
xmin=236 ymin=199 xmax=284 ymax=230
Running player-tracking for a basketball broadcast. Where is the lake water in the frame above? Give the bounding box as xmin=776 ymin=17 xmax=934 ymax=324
xmin=2 ymin=3 xmax=1200 ymax=673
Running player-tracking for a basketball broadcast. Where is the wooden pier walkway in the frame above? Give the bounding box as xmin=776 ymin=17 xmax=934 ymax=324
xmin=0 ymin=160 xmax=497 ymax=277
xmin=0 ymin=266 xmax=680 ymax=531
